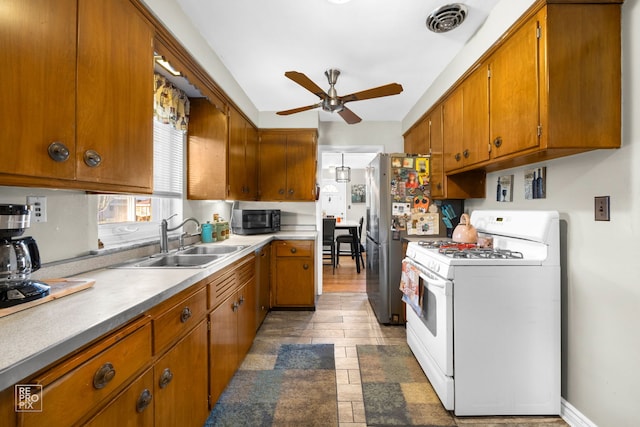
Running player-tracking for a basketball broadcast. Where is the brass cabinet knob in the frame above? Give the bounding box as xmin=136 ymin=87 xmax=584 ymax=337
xmin=454 ymin=153 xmax=461 ymax=162
xmin=47 ymin=142 xmax=70 ymax=162
xmin=238 ymin=295 xmax=245 ymax=305
xmin=278 ymin=188 xmax=285 ymax=195
xmin=158 ymin=368 xmax=173 ymax=389
xmin=463 ymin=149 xmax=470 ymax=158
xmin=493 ymin=137 xmax=503 ymax=148
xmin=288 ymin=189 xmax=294 ymax=194
xmin=83 ymin=149 xmax=102 ymax=167
xmin=136 ymin=389 xmax=153 ymax=413
xmin=93 ymin=362 xmax=116 ymax=389
xmin=303 ymin=264 xmax=309 ymax=270
xmin=180 ymin=307 xmax=192 ymax=323
xmin=290 ymin=247 xmax=297 ymax=254
xmin=232 ymin=301 xmax=239 ymax=312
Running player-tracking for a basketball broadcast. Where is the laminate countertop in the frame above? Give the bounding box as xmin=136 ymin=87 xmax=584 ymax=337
xmin=0 ymin=232 xmax=316 ymax=391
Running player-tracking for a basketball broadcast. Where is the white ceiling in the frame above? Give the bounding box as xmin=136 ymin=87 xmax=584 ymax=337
xmin=175 ymin=0 xmax=501 ymax=123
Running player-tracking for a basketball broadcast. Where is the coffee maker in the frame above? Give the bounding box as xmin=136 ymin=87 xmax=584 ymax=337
xmin=0 ymin=204 xmax=50 ymax=308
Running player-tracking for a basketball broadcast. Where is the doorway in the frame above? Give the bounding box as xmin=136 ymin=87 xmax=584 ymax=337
xmin=319 ymin=148 xmax=379 ymax=293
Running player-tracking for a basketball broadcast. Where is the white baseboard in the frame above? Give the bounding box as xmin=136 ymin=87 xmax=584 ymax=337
xmin=561 ymin=398 xmax=598 ymax=427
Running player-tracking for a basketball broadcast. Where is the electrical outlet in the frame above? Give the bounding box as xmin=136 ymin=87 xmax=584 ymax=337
xmin=27 ymin=196 xmax=47 ymax=223
xmin=594 ymin=196 xmax=610 ymax=221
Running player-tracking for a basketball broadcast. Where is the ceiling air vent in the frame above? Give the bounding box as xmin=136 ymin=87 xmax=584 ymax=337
xmin=426 ymin=3 xmax=468 ymax=33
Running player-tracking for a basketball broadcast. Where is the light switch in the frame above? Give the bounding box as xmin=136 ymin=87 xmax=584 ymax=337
xmin=594 ymin=196 xmax=610 ymax=221
xmin=27 ymin=196 xmax=47 ymax=223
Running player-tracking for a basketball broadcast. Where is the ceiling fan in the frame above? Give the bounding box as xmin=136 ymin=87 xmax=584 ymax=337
xmin=276 ymin=69 xmax=403 ymax=124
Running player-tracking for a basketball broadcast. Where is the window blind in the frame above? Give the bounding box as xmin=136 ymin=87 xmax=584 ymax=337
xmin=153 ymin=120 xmax=184 ymax=197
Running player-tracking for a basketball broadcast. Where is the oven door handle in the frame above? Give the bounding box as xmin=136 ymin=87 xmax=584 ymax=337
xmin=403 ymin=258 xmax=450 ymax=292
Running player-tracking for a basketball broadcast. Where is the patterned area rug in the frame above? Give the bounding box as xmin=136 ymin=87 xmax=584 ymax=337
xmin=357 ymin=344 xmax=456 ymax=427
xmin=205 ymin=343 xmax=338 ymax=427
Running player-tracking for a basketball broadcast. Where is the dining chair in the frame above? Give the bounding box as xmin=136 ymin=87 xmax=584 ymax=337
xmin=322 ymin=218 xmax=337 ymax=274
xmin=336 ymin=216 xmax=365 ymax=269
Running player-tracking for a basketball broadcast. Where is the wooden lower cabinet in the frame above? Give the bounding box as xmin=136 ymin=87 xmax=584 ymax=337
xmin=271 ymin=240 xmax=315 ymax=309
xmin=84 ymin=368 xmax=155 ymax=427
xmin=256 ymin=244 xmax=271 ymax=329
xmin=153 ymin=320 xmax=209 ymax=427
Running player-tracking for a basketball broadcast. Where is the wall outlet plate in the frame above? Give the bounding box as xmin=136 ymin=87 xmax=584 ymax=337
xmin=27 ymin=196 xmax=47 ymax=223
xmin=594 ymin=196 xmax=610 ymax=221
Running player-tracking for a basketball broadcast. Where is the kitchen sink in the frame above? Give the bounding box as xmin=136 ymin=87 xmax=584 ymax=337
xmin=112 ymin=253 xmax=225 ymax=269
xmin=178 ymin=245 xmax=248 ymax=255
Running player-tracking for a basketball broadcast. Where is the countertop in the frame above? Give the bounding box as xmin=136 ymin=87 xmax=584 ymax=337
xmin=0 ymin=232 xmax=316 ymax=391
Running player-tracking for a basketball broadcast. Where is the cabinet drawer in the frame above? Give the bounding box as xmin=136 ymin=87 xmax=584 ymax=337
xmin=152 ymin=287 xmax=207 ymax=355
xmin=274 ymin=241 xmax=313 ymax=257
xmin=20 ymin=321 xmax=152 ymax=427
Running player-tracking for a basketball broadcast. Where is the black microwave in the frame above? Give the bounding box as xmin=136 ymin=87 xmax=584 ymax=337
xmin=231 ymin=209 xmax=281 ymax=235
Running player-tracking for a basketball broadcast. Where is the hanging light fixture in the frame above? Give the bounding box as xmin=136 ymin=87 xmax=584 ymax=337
xmin=335 ymin=153 xmax=351 ymax=182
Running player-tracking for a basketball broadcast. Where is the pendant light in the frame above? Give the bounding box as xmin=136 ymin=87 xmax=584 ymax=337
xmin=335 ymin=153 xmax=351 ymax=182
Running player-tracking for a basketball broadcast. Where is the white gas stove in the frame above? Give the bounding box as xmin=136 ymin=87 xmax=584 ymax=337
xmin=403 ymin=210 xmax=561 ymax=416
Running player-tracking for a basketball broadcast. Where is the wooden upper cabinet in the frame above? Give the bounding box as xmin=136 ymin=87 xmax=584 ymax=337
xmin=427 ymin=107 xmax=445 ymax=199
xmin=258 ymin=129 xmax=317 ymax=201
xmin=403 ymin=117 xmax=428 ymax=155
xmin=228 ymin=107 xmax=258 ymax=200
xmin=187 ymin=98 xmax=228 ymax=200
xmin=488 ymin=11 xmax=540 ymax=160
xmin=442 ymin=87 xmax=464 ymax=173
xmin=76 ymin=0 xmax=154 ymax=190
xmin=462 ymin=65 xmax=490 ymax=167
xmin=0 ymin=0 xmax=154 ymax=193
xmin=0 ymin=0 xmax=77 ymax=181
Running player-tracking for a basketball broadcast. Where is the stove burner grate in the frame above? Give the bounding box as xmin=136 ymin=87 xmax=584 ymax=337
xmin=439 ymin=247 xmax=524 ymax=259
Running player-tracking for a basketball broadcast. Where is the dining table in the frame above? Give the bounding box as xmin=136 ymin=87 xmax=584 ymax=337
xmin=335 ymin=220 xmax=363 ymax=274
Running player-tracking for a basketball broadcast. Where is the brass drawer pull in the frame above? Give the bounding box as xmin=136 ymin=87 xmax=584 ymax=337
xmin=136 ymin=389 xmax=153 ymax=413
xmin=454 ymin=153 xmax=461 ymax=162
xmin=180 ymin=307 xmax=192 ymax=323
xmin=303 ymin=264 xmax=309 ymax=270
xmin=290 ymin=247 xmax=297 ymax=254
xmin=278 ymin=188 xmax=285 ymax=195
xmin=238 ymin=295 xmax=245 ymax=305
xmin=158 ymin=368 xmax=173 ymax=389
xmin=47 ymin=142 xmax=70 ymax=162
xmin=493 ymin=137 xmax=503 ymax=148
xmin=232 ymin=301 xmax=239 ymax=312
xmin=463 ymin=149 xmax=470 ymax=158
xmin=93 ymin=362 xmax=116 ymax=389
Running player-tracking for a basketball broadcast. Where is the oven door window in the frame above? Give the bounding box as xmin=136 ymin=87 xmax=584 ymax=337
xmin=422 ymin=283 xmax=438 ymax=337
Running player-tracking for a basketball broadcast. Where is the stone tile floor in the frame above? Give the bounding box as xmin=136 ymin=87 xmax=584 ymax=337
xmin=242 ymin=292 xmax=567 ymax=427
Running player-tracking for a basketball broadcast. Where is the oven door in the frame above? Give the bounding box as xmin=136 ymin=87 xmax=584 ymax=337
xmin=405 ymin=258 xmax=454 ymax=409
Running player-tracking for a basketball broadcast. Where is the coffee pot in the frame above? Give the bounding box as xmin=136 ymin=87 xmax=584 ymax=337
xmin=0 ymin=236 xmax=41 ymax=283
xmin=0 ymin=204 xmax=49 ymax=308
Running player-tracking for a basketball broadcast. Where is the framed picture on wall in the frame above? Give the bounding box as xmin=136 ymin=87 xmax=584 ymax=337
xmin=351 ymin=184 xmax=366 ymax=203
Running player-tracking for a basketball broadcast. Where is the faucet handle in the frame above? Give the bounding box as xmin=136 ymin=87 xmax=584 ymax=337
xmin=165 ymin=213 xmax=178 ymax=223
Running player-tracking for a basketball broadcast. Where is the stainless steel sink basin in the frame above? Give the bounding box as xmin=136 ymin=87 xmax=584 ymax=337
xmin=112 ymin=253 xmax=225 ymax=269
xmin=179 ymin=245 xmax=248 ymax=255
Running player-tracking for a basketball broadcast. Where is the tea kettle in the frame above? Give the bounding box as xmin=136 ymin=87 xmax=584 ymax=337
xmin=452 ymin=213 xmax=478 ymax=244
xmin=0 ymin=236 xmax=41 ymax=283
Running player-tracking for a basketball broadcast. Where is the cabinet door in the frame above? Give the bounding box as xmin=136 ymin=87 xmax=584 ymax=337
xmin=76 ymin=0 xmax=154 ymax=190
xmin=489 ymin=14 xmax=540 ymax=159
xmin=442 ymin=88 xmax=464 ymax=173
xmin=0 ymin=0 xmax=76 ymax=180
xmin=257 ymin=244 xmax=271 ymax=328
xmin=273 ymin=257 xmax=314 ymax=307
xmin=258 ymin=132 xmax=288 ymax=200
xmin=237 ymin=279 xmax=257 ymax=358
xmin=462 ymin=66 xmax=490 ymax=166
xmin=228 ymin=107 xmax=247 ymax=200
xmin=187 ymin=98 xmax=228 ymax=200
xmin=403 ymin=117 xmax=428 ymax=155
xmin=154 ymin=320 xmax=209 ymax=427
xmin=209 ymin=293 xmax=239 ymax=404
xmin=245 ymin=124 xmax=259 ymax=199
xmin=285 ymin=131 xmax=317 ymax=201
xmin=428 ymin=107 xmax=445 ymax=199
xmin=84 ymin=369 xmax=154 ymax=427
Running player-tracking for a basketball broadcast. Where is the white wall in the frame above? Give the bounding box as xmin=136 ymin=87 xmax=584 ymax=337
xmin=404 ymin=0 xmax=640 ymax=425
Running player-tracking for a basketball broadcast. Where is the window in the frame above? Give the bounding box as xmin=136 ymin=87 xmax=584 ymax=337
xmin=97 ymin=121 xmax=185 ymax=248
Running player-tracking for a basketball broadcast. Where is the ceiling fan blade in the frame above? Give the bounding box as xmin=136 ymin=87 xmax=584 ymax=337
xmin=276 ymin=103 xmax=322 ymax=116
xmin=284 ymin=71 xmax=328 ymax=100
xmin=338 ymin=107 xmax=362 ymax=124
xmin=340 ymin=83 xmax=403 ymax=103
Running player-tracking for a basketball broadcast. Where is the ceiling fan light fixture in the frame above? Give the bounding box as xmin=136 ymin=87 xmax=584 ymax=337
xmin=336 ymin=153 xmax=351 ymax=182
xmin=426 ymin=3 xmax=468 ymax=33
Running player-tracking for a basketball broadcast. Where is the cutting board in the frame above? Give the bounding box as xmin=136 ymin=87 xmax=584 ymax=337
xmin=0 ymin=278 xmax=95 ymax=318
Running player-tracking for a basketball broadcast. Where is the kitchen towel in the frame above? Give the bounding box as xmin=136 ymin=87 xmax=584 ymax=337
xmin=400 ymin=259 xmax=422 ymax=316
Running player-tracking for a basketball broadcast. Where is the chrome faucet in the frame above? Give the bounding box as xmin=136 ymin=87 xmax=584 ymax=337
xmin=160 ymin=215 xmax=201 ymax=253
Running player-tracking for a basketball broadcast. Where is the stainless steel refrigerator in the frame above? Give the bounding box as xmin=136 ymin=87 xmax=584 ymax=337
xmin=365 ymin=153 xmax=432 ymax=324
